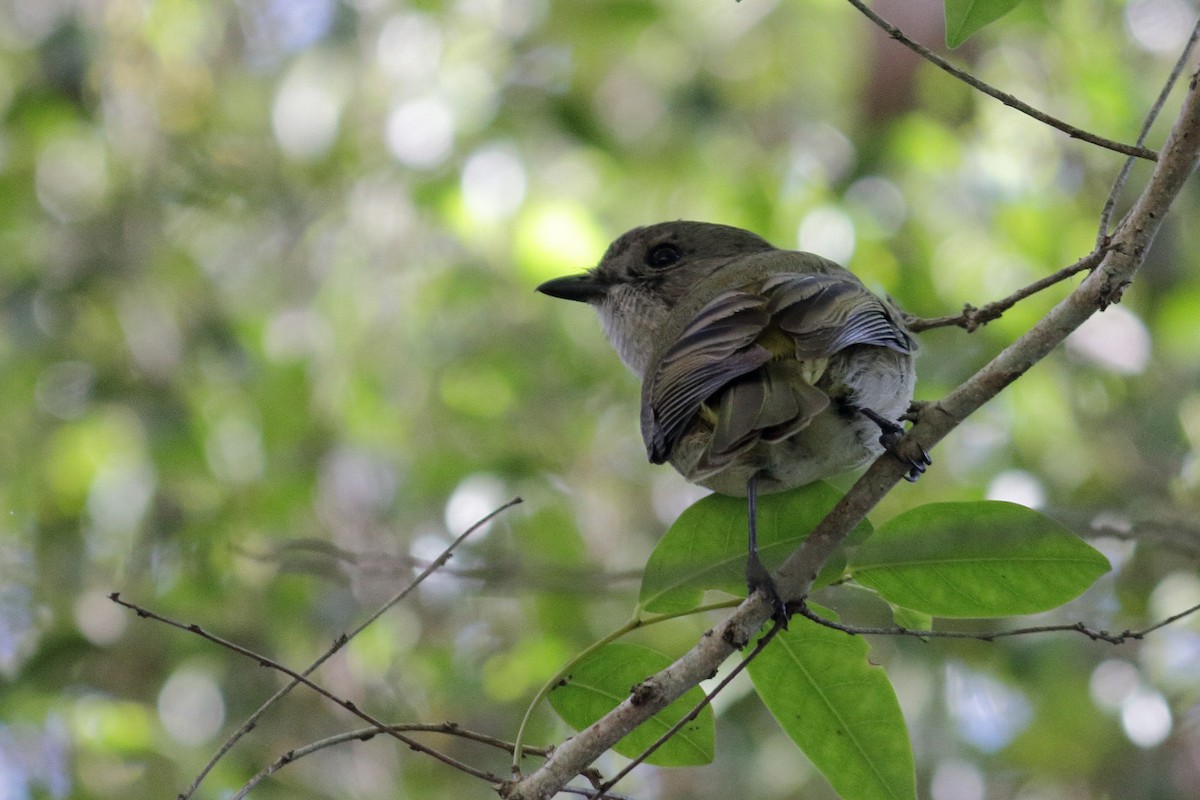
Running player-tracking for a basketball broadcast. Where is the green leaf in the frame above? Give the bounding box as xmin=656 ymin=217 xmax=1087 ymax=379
xmin=849 ymin=501 xmax=1111 ymax=618
xmin=639 ymin=483 xmax=866 ymax=614
xmin=748 ymin=611 xmax=915 ymax=800
xmin=547 ymin=642 xmax=714 ymax=766
xmin=944 ymin=0 xmax=1026 ymax=48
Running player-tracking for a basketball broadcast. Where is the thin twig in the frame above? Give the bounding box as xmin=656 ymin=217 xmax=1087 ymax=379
xmin=594 ymin=621 xmax=783 ymax=800
xmin=233 ymin=723 xmax=553 ymax=800
xmin=115 ymin=497 xmax=522 ymax=798
xmin=111 ymin=594 xmax=504 ymax=785
xmin=1098 ymin=15 xmax=1200 ymax=246
xmin=794 ymin=600 xmax=1200 ymax=644
xmin=846 ymin=0 xmax=1158 ymax=161
xmin=907 ymin=249 xmax=1107 ymax=332
xmin=558 ymin=786 xmax=638 ymax=800
xmin=562 ymin=789 xmax=638 ymax=800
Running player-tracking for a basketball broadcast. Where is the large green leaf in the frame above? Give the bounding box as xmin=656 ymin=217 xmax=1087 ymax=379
xmin=639 ymin=483 xmax=866 ymax=614
xmin=547 ymin=642 xmax=714 ymax=766
xmin=944 ymin=0 xmax=1027 ymax=47
xmin=748 ymin=611 xmax=915 ymax=800
xmin=849 ymin=501 xmax=1111 ymax=618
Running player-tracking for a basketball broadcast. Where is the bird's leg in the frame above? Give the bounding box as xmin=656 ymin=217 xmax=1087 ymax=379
xmin=745 ymin=473 xmax=789 ymax=629
xmin=858 ymin=406 xmax=930 ymax=482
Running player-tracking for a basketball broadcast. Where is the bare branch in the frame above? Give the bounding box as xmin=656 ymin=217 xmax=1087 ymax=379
xmin=906 ymin=249 xmax=1106 ymax=333
xmin=234 ymin=723 xmax=552 ymax=800
xmin=111 ymin=594 xmax=504 ymax=785
xmin=845 ymin=0 xmax=1158 ymax=161
xmin=1098 ymin=15 xmax=1200 ymax=245
xmin=197 ymin=498 xmax=519 ymax=795
xmin=793 ymin=600 xmax=1200 ymax=644
xmin=115 ymin=497 xmax=521 ymax=798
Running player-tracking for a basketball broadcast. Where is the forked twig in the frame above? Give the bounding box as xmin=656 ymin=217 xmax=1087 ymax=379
xmin=111 ymin=593 xmax=504 ymax=783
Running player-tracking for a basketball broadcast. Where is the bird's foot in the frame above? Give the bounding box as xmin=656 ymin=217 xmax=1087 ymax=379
xmin=859 ymin=407 xmax=931 ymax=482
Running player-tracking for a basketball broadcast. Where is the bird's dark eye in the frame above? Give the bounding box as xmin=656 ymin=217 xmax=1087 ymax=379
xmin=646 ymin=243 xmax=683 ymax=269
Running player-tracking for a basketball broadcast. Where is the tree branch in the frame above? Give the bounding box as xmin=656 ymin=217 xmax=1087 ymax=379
xmin=845 ymin=0 xmax=1158 ymax=161
xmin=502 ymin=66 xmax=1200 ymax=800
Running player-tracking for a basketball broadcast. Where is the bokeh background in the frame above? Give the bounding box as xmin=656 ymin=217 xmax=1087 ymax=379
xmin=2 ymin=0 xmax=1199 ymax=798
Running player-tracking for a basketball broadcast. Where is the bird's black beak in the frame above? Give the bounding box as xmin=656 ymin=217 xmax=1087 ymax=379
xmin=535 ymin=273 xmax=610 ymax=303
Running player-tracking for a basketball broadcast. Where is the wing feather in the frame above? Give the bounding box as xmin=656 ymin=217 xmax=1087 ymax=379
xmin=766 ymin=274 xmax=914 ymax=357
xmin=642 ymin=290 xmax=772 ymax=462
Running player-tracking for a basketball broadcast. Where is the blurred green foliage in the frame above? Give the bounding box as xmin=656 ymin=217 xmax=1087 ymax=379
xmin=1 ymin=0 xmax=1198 ymax=799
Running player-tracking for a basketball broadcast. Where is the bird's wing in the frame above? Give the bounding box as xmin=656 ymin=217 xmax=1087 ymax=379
xmin=641 ymin=290 xmax=773 ymax=463
xmin=641 ymin=271 xmax=915 ymax=467
xmin=762 ymin=273 xmax=915 ymax=357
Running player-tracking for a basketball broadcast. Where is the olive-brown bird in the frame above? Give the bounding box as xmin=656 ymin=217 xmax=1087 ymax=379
xmin=537 ymin=221 xmax=925 ymax=615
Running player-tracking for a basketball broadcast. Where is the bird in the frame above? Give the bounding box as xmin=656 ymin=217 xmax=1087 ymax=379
xmin=537 ymin=220 xmax=926 ymax=619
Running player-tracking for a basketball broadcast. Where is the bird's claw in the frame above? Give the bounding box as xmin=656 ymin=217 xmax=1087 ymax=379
xmin=898 ymin=443 xmax=931 ymax=482
xmin=861 ymin=406 xmax=931 ymax=482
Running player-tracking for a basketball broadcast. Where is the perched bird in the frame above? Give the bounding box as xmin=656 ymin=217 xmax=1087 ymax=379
xmin=537 ymin=221 xmax=925 ymax=615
